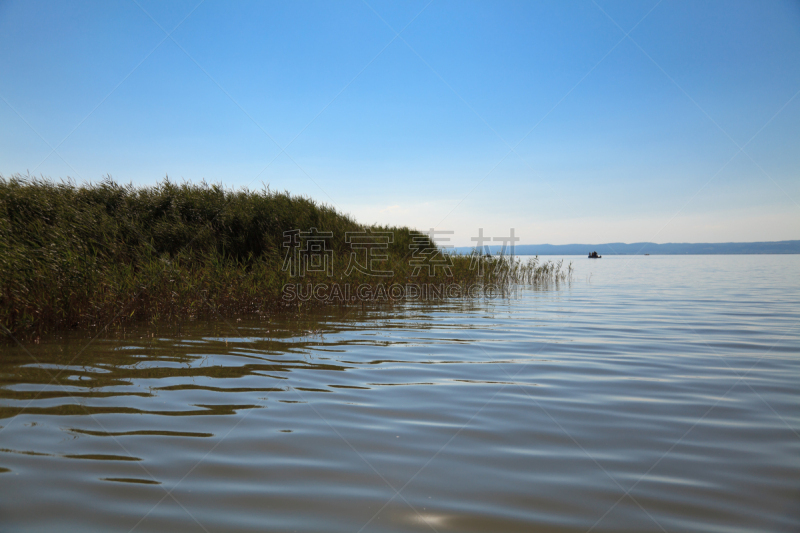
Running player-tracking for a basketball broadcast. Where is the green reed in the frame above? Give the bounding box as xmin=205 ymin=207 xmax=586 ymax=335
xmin=0 ymin=176 xmax=570 ymax=338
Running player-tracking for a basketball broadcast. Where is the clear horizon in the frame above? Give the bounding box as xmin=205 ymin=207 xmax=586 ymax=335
xmin=1 ymin=0 xmax=798 ymax=246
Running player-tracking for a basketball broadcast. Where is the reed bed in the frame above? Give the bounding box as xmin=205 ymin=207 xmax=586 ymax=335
xmin=0 ymin=176 xmax=570 ymax=339
xmin=461 ymin=253 xmax=573 ymax=286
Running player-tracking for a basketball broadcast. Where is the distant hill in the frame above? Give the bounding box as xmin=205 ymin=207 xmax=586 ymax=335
xmin=453 ymin=240 xmax=800 ymax=255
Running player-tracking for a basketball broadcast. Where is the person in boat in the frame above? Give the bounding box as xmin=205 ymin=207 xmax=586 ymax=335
xmin=588 ymin=251 xmax=601 ymax=258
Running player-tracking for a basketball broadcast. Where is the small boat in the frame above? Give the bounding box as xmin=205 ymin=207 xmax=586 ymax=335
xmin=588 ymin=251 xmax=601 ymax=259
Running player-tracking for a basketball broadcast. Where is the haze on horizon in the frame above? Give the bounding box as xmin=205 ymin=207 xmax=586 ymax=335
xmin=1 ymin=0 xmax=798 ymax=247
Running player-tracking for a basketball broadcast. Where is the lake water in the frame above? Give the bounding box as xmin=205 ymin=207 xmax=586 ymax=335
xmin=1 ymin=255 xmax=798 ymax=532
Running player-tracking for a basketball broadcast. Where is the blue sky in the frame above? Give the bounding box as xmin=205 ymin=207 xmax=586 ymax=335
xmin=1 ymin=0 xmax=798 ymax=245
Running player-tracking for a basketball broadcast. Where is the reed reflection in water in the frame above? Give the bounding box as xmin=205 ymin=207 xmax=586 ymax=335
xmin=1 ymin=255 xmax=798 ymax=532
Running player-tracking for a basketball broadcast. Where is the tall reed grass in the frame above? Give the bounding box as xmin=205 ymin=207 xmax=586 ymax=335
xmin=0 ymin=176 xmax=570 ymax=338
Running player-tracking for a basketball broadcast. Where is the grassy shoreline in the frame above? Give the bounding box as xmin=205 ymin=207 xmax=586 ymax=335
xmin=1 ymin=176 xmax=570 ymax=339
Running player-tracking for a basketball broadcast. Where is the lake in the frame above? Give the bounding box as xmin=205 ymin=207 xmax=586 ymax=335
xmin=1 ymin=255 xmax=798 ymax=532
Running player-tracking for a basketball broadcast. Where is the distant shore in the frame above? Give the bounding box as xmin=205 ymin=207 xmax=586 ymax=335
xmin=455 ymin=241 xmax=800 ymax=256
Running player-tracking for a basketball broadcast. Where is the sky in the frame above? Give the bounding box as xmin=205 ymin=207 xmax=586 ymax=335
xmin=1 ymin=0 xmax=799 ymax=246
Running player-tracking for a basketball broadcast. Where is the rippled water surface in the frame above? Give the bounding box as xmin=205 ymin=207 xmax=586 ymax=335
xmin=1 ymin=255 xmax=799 ymax=532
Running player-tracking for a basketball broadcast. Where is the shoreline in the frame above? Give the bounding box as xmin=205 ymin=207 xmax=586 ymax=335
xmin=0 ymin=177 xmax=570 ymax=340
